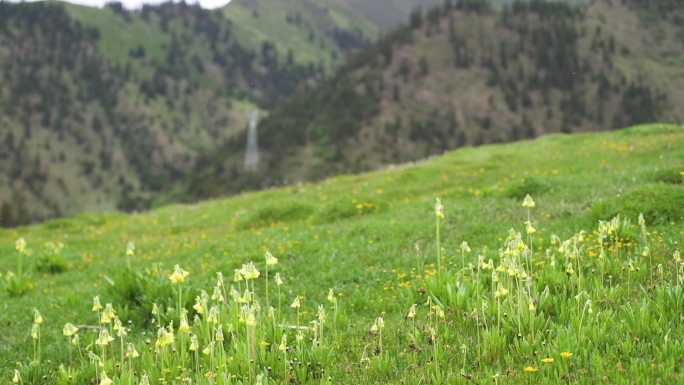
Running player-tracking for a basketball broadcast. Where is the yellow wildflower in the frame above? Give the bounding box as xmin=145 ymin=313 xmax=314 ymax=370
xmin=155 ymin=326 xmax=174 ymax=348
xmin=139 ymin=373 xmax=150 ymax=385
xmin=290 ymin=296 xmax=301 ymax=309
xmin=99 ymin=371 xmax=113 ymax=385
xmin=407 ymin=304 xmax=416 ymax=319
xmin=63 ymin=323 xmax=79 ymax=337
xmin=494 ymin=286 xmax=509 ymax=298
xmin=560 ymin=351 xmax=573 ymax=358
xmin=96 ymin=329 xmax=114 ymax=346
xmin=126 ymin=342 xmax=139 ymax=358
xmin=241 ymin=262 xmax=260 ymax=280
xmin=202 ymin=341 xmax=215 ymax=355
xmin=33 ymin=309 xmax=43 ymax=325
xmin=92 ymin=296 xmax=102 ymax=312
xmin=169 ymin=264 xmax=189 ymax=284
xmin=278 ymin=334 xmax=287 ymax=352
xmin=15 ymin=238 xmax=27 ymax=255
xmin=523 ymin=366 xmax=537 ymax=373
xmin=30 ymin=323 xmax=39 ymax=340
xmin=126 ymin=241 xmax=135 ymax=257
xmin=542 ymin=357 xmax=554 ymax=363
xmin=101 ymin=303 xmax=116 ymax=324
xmin=434 ymin=197 xmax=444 ymax=219
xmin=522 ymin=194 xmax=535 ymax=208
xmin=265 ymin=250 xmax=278 ymax=266
xmin=189 ymin=335 xmax=199 ymax=351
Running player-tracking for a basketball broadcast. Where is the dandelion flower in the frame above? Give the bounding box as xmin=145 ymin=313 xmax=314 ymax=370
xmin=522 ymin=194 xmax=536 ymax=208
xmin=542 ymin=357 xmax=554 ymax=363
xmin=169 ymin=264 xmax=189 ymax=284
xmin=560 ymin=351 xmax=573 ymax=359
xmin=265 ymin=250 xmax=278 ymax=266
xmin=63 ymin=323 xmax=79 ymax=337
xmin=523 ymin=366 xmax=537 ymax=373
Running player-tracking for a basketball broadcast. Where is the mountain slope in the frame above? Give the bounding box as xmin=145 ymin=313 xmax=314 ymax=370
xmin=177 ymin=0 xmax=684 ymax=201
xmin=221 ymin=0 xmax=376 ymax=70
xmin=0 ymin=1 xmax=319 ymax=226
xmin=1 ymin=123 xmax=682 ymax=381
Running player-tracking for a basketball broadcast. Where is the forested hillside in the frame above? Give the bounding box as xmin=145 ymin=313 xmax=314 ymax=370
xmin=177 ymin=0 xmax=684 ymax=201
xmin=0 ymin=1 xmax=322 ymax=226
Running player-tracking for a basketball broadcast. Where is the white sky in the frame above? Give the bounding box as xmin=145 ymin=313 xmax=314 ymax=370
xmin=10 ymin=0 xmax=232 ymax=10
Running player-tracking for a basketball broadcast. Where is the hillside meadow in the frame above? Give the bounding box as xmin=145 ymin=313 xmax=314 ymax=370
xmin=1 ymin=124 xmax=683 ymax=384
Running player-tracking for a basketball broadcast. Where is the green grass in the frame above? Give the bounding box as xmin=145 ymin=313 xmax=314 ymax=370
xmin=222 ymin=0 xmax=377 ymax=69
xmin=1 ymin=124 xmax=683 ymax=384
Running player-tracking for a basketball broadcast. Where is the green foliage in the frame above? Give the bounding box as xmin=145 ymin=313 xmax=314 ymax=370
xmin=4 ymin=272 xmax=33 ymax=297
xmin=179 ymin=0 xmax=684 ymax=204
xmin=503 ymin=175 xmax=551 ymax=200
xmin=0 ymin=125 xmax=683 ymax=383
xmin=239 ymin=202 xmax=315 ymax=229
xmin=651 ymin=167 xmax=684 ymax=185
xmin=35 ymin=241 xmax=68 ymax=274
xmin=591 ymin=184 xmax=684 ymax=225
xmin=315 ymin=197 xmax=387 ymax=224
xmin=104 ymin=264 xmax=199 ymax=325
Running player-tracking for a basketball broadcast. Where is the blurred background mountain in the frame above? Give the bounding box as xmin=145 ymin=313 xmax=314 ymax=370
xmin=1 ymin=0 xmax=682 ymax=226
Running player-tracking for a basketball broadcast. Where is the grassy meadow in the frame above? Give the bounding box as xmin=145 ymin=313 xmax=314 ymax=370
xmin=1 ymin=124 xmax=683 ymax=384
